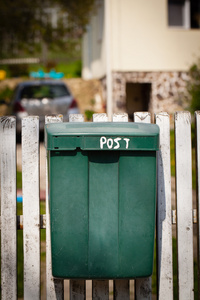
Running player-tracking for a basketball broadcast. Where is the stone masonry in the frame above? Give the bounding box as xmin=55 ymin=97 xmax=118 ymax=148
xmin=101 ymin=71 xmax=190 ymax=116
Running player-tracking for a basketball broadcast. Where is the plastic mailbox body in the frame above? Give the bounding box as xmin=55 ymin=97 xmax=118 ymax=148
xmin=45 ymin=122 xmax=159 ymax=279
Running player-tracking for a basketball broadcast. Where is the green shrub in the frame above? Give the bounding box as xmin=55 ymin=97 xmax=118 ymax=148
xmin=85 ymin=110 xmax=95 ymax=121
xmin=8 ymin=64 xmax=29 ymax=77
xmin=188 ymin=62 xmax=200 ymax=113
xmin=0 ymin=86 xmax=13 ymax=102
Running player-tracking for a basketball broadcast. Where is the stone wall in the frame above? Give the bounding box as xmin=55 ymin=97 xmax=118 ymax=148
xmin=101 ymin=71 xmax=190 ymax=116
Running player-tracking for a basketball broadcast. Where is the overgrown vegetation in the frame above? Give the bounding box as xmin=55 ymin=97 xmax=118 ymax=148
xmin=85 ymin=109 xmax=95 ymax=121
xmin=188 ymin=61 xmax=200 ymax=113
xmin=0 ymin=0 xmax=96 ymax=58
xmin=187 ymin=60 xmax=200 ymax=151
xmin=0 ymin=59 xmax=82 ymax=78
xmin=0 ymin=85 xmax=13 ymax=102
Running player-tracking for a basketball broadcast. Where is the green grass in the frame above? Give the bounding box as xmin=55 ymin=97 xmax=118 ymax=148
xmin=0 ymin=58 xmax=82 ymax=78
xmin=170 ymin=130 xmax=175 ymax=178
xmin=28 ymin=60 xmax=82 ymax=78
xmin=17 ymin=170 xmax=22 ymax=189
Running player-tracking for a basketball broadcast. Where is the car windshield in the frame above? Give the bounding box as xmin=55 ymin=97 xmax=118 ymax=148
xmin=20 ymin=84 xmax=70 ymax=100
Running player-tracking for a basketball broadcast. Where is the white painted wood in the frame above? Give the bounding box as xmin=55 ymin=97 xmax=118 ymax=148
xmin=134 ymin=112 xmax=152 ymax=300
xmin=113 ymin=113 xmax=128 ymax=122
xmin=175 ymin=111 xmax=194 ymax=300
xmin=113 ymin=113 xmax=130 ymax=300
xmin=0 ymin=116 xmax=17 ymax=300
xmin=0 ymin=110 xmax=197 ymax=300
xmin=155 ymin=112 xmax=173 ymax=300
xmin=69 ymin=114 xmax=86 ymax=300
xmin=134 ymin=112 xmax=151 ymax=123
xmin=69 ymin=114 xmax=84 ymax=122
xmin=92 ymin=113 xmax=108 ymax=122
xmin=92 ymin=113 xmax=109 ymax=300
xmin=195 ymin=111 xmax=200 ymax=295
xmin=22 ymin=116 xmax=40 ymax=299
xmin=45 ymin=115 xmax=64 ymax=300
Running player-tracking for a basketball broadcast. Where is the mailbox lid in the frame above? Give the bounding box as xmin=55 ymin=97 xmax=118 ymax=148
xmin=45 ymin=122 xmax=159 ymax=151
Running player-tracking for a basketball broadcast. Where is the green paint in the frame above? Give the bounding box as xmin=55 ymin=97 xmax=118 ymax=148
xmin=46 ymin=122 xmax=159 ymax=279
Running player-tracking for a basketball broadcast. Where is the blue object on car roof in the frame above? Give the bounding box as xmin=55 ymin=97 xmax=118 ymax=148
xmin=30 ymin=69 xmax=64 ymax=79
xmin=17 ymin=195 xmax=23 ymax=202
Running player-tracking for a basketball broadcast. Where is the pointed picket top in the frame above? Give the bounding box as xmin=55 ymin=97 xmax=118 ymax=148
xmin=112 ymin=113 xmax=128 ymax=122
xmin=0 ymin=116 xmax=17 ymax=300
xmin=156 ymin=112 xmax=173 ymax=300
xmin=45 ymin=114 xmax=64 ymax=300
xmin=93 ymin=113 xmax=108 ymax=122
xmin=69 ymin=114 xmax=84 ymax=122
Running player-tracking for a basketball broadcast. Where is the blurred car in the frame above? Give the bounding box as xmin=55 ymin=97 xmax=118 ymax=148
xmin=10 ymin=80 xmax=79 ymax=132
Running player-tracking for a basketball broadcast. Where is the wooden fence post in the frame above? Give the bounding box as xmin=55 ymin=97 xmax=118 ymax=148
xmin=69 ymin=114 xmax=86 ymax=300
xmin=113 ymin=113 xmax=130 ymax=300
xmin=22 ymin=116 xmax=40 ymax=299
xmin=92 ymin=113 xmax=109 ymax=300
xmin=175 ymin=111 xmax=194 ymax=300
xmin=156 ymin=112 xmax=173 ymax=300
xmin=0 ymin=116 xmax=17 ymax=300
xmin=45 ymin=115 xmax=64 ymax=300
xmin=134 ymin=112 xmax=152 ymax=300
xmin=195 ymin=111 xmax=200 ymax=297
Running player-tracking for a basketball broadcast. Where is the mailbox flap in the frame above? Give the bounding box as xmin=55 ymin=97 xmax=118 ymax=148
xmin=45 ymin=122 xmax=159 ymax=151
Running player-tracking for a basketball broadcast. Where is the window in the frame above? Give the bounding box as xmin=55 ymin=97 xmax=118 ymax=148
xmin=168 ymin=0 xmax=200 ymax=29
xmin=20 ymin=84 xmax=70 ymax=100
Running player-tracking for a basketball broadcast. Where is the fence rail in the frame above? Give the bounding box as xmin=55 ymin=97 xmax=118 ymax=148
xmin=0 ymin=111 xmax=199 ymax=300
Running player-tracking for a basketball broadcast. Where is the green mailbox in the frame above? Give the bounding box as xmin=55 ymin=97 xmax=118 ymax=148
xmin=45 ymin=122 xmax=159 ymax=279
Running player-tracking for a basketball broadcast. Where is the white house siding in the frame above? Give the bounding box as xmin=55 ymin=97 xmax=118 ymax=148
xmin=110 ymin=0 xmax=200 ymax=72
xmin=82 ymin=0 xmax=106 ymax=80
xmin=82 ymin=0 xmax=200 ymax=115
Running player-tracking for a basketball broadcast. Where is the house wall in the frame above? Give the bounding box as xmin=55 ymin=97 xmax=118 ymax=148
xmin=82 ymin=0 xmax=199 ymax=115
xmin=82 ymin=0 xmax=200 ymax=79
xmin=110 ymin=0 xmax=200 ymax=72
xmin=82 ymin=1 xmax=106 ymax=79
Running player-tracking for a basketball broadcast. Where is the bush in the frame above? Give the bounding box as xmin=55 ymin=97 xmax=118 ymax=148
xmin=8 ymin=64 xmax=29 ymax=77
xmin=0 ymin=86 xmax=13 ymax=102
xmin=85 ymin=110 xmax=95 ymax=121
xmin=188 ymin=62 xmax=200 ymax=113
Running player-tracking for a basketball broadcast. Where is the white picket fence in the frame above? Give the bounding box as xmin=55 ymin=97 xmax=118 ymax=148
xmin=0 ymin=111 xmax=199 ymax=300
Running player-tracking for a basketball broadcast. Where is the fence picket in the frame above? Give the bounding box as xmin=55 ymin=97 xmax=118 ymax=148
xmin=175 ymin=111 xmax=194 ymax=300
xmin=0 ymin=116 xmax=17 ymax=300
xmin=195 ymin=111 xmax=200 ymax=296
xmin=69 ymin=114 xmax=86 ymax=300
xmin=0 ymin=111 xmax=198 ymax=300
xmin=22 ymin=117 xmax=40 ymax=299
xmin=155 ymin=113 xmax=173 ymax=300
xmin=113 ymin=113 xmax=130 ymax=300
xmin=134 ymin=112 xmax=152 ymax=300
xmin=45 ymin=115 xmax=64 ymax=300
xmin=92 ymin=113 xmax=109 ymax=300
